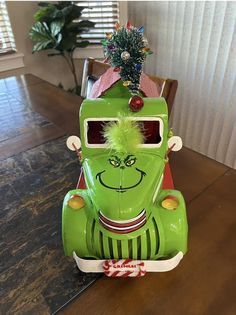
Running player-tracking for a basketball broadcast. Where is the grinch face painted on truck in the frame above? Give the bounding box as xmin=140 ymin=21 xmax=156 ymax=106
xmin=62 ymin=97 xmax=188 ymax=262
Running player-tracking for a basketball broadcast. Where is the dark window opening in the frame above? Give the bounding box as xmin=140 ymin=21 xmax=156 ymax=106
xmin=86 ymin=120 xmax=162 ymax=145
xmin=87 ymin=120 xmax=111 ymax=144
xmin=138 ymin=121 xmax=161 ymax=144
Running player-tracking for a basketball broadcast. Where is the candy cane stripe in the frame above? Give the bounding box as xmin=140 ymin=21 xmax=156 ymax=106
xmin=110 ymin=270 xmax=121 ymax=277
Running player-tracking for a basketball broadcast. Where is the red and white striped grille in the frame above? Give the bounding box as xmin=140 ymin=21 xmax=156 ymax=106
xmin=99 ymin=209 xmax=146 ymax=234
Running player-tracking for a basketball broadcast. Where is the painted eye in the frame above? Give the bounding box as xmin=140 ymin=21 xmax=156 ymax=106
xmin=125 ymin=158 xmax=136 ymax=167
xmin=109 ymin=158 xmax=120 ymax=167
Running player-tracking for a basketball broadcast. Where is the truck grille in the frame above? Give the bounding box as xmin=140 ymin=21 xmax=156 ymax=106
xmin=87 ymin=216 xmax=159 ymax=260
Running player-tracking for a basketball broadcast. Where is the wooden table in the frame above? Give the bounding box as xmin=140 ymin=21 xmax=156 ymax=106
xmin=0 ymin=74 xmax=81 ymax=160
xmin=1 ymin=75 xmax=105 ymax=314
xmin=1 ymin=75 xmax=235 ymax=315
xmin=60 ymin=151 xmax=236 ymax=315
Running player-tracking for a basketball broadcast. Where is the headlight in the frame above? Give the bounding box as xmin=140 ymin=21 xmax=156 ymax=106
xmin=161 ymin=195 xmax=179 ymax=210
xmin=68 ymin=195 xmax=85 ymax=209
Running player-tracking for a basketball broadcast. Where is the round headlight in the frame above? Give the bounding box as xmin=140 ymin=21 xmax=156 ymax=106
xmin=68 ymin=195 xmax=85 ymax=209
xmin=161 ymin=195 xmax=179 ymax=210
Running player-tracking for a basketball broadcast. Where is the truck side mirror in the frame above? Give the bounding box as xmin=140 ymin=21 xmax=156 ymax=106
xmin=66 ymin=136 xmax=81 ymax=151
xmin=167 ymin=136 xmax=183 ymax=152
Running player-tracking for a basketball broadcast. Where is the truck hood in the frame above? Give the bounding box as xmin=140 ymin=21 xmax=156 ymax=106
xmin=83 ymin=152 xmax=165 ymax=221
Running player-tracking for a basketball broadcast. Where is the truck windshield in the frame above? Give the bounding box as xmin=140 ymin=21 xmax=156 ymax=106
xmin=85 ymin=118 xmax=163 ymax=148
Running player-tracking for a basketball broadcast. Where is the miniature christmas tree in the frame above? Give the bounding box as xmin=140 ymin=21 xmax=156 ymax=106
xmin=101 ymin=22 xmax=153 ymax=95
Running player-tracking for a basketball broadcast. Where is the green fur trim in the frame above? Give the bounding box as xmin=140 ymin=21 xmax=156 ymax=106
xmin=103 ymin=117 xmax=144 ymax=154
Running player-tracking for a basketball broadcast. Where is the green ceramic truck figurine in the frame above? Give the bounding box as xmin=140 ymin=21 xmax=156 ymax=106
xmin=62 ymin=23 xmax=188 ymax=277
xmin=62 ymin=91 xmax=188 ymax=277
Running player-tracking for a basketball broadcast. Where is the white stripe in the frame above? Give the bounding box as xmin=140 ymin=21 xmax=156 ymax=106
xmin=152 ymin=174 xmax=163 ymax=203
xmin=99 ymin=217 xmax=146 ymax=231
xmin=99 ymin=209 xmax=146 ymax=224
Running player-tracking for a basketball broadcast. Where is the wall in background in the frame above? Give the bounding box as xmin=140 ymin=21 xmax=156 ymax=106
xmin=129 ymin=1 xmax=236 ymax=169
xmin=2 ymin=1 xmax=235 ymax=168
xmin=2 ymin=1 xmax=83 ymax=90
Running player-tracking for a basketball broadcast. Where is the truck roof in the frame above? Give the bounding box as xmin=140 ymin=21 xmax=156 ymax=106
xmin=80 ymin=97 xmax=168 ymax=120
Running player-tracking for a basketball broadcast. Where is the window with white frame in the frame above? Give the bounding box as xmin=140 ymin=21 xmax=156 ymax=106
xmin=0 ymin=1 xmax=16 ymax=55
xmin=78 ymin=1 xmax=120 ymax=45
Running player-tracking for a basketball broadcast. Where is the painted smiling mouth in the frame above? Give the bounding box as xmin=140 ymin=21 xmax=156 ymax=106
xmin=96 ymin=168 xmax=146 ymax=193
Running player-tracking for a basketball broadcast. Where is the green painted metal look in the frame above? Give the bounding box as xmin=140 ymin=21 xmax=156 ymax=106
xmin=62 ymin=96 xmax=188 ymax=260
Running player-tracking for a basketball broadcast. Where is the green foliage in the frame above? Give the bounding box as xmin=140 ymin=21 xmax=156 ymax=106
xmin=29 ymin=1 xmax=94 ymax=95
xmin=101 ymin=24 xmax=153 ymax=94
xmin=33 ymin=4 xmax=56 ymax=23
xmin=29 ymin=22 xmax=54 ymax=51
xmin=29 ymin=1 xmax=94 ymax=53
xmin=103 ymin=117 xmax=145 ymax=154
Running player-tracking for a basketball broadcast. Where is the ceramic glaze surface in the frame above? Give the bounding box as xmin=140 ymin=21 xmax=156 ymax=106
xmin=62 ymin=96 xmax=188 ymax=261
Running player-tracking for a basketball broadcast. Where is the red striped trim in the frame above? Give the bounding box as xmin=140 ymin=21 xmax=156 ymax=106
xmin=77 ymin=170 xmax=86 ymax=189
xmin=137 ymin=270 xmax=146 ymax=277
xmin=103 ymin=261 xmax=110 ymax=271
xmin=99 ymin=218 xmax=146 ymax=234
xmin=121 ymin=271 xmax=133 ymax=277
xmin=110 ymin=270 xmax=121 ymax=277
xmin=123 ymin=259 xmax=133 ymax=264
xmin=99 ymin=212 xmax=146 ymax=228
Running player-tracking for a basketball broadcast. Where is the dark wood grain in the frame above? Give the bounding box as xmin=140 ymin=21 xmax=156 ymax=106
xmin=170 ymin=147 xmax=228 ymax=202
xmin=60 ymin=167 xmax=236 ymax=315
xmin=10 ymin=81 xmax=82 ymax=135
xmin=0 ymin=75 xmax=99 ymax=314
xmin=0 ymin=74 xmax=83 ymax=160
xmin=0 ymin=137 xmax=99 ymax=315
xmin=0 ymin=124 xmax=65 ymax=160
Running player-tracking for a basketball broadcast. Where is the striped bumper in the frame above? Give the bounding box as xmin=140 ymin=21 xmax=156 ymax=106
xmin=73 ymin=251 xmax=184 ymax=275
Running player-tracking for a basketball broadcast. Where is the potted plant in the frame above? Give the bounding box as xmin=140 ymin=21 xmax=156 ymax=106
xmin=29 ymin=1 xmax=94 ymax=95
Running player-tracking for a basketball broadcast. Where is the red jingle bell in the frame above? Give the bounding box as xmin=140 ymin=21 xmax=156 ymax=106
xmin=129 ymin=95 xmax=144 ymax=112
